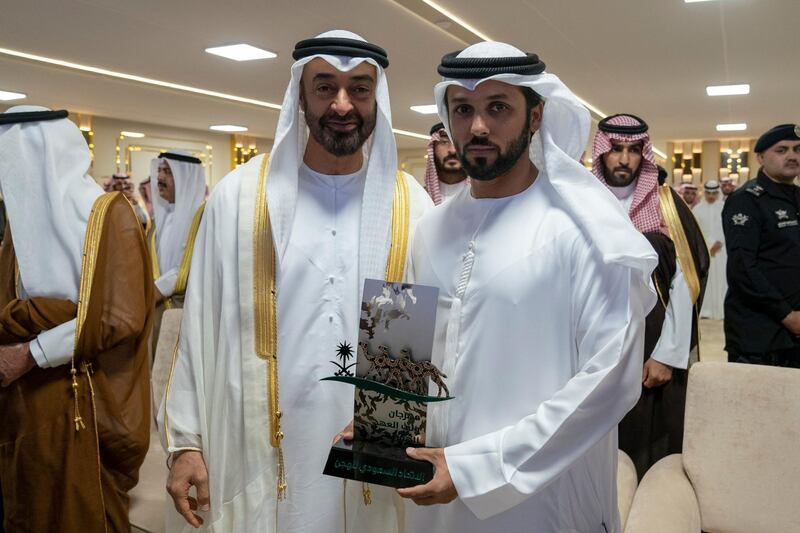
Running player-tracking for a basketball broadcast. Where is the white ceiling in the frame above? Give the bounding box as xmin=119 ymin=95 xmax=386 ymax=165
xmin=1 ymin=0 xmax=798 ymax=152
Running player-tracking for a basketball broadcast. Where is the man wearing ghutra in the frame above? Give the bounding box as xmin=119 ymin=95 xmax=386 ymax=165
xmin=692 ymin=180 xmax=726 ymax=319
xmin=160 ymin=31 xmax=431 ymax=532
xmin=0 ymin=106 xmax=153 ymax=532
xmin=679 ymin=182 xmax=699 ymax=207
xmin=151 ymin=152 xmax=206 ymax=307
xmin=591 ymin=113 xmax=709 ymax=479
xmin=398 ymin=42 xmax=657 ymax=533
xmin=425 ymin=122 xmax=468 ymax=204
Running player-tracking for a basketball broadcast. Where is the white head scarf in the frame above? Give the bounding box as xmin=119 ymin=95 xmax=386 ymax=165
xmin=152 ymin=151 xmax=206 ymax=275
xmin=431 ymin=42 xmax=658 ymax=446
xmin=434 ymin=42 xmax=656 ymax=284
xmin=266 ymin=29 xmax=398 ymax=281
xmin=0 ymin=105 xmax=102 ymax=301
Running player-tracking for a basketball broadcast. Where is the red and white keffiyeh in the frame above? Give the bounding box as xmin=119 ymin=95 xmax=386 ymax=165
xmin=425 ymin=128 xmax=445 ymax=205
xmin=592 ymin=114 xmax=667 ymax=235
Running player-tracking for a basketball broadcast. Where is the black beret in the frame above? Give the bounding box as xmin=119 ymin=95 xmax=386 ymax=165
xmin=754 ymin=124 xmax=800 ymax=153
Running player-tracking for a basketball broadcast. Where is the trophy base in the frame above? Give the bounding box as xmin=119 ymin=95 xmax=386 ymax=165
xmin=323 ymin=439 xmax=433 ymax=488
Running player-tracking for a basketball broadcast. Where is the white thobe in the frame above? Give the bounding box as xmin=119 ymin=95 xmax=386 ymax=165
xmin=160 ymin=158 xmax=431 ymax=532
xmin=692 ymin=199 xmax=726 ymax=319
xmin=407 ymin=176 xmax=645 ymax=533
xmin=611 ymin=184 xmax=693 ymax=369
xmin=155 ymin=204 xmax=180 ymax=297
xmin=439 ymin=179 xmax=468 ymax=203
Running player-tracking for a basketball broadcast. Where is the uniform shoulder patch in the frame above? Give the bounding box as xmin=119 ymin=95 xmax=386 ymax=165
xmin=731 ymin=213 xmax=750 ymax=226
xmin=746 ymin=184 xmax=764 ymax=196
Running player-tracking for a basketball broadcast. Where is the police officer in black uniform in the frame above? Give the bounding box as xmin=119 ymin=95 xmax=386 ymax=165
xmin=723 ymin=124 xmax=800 ymax=367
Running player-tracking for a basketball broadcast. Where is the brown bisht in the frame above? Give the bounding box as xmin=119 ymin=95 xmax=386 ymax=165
xmin=0 ymin=192 xmax=153 ymax=532
xmin=619 ymin=186 xmax=710 ymax=480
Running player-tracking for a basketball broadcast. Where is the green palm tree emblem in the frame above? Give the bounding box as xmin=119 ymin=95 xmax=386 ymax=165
xmin=331 ymin=342 xmax=356 ymax=376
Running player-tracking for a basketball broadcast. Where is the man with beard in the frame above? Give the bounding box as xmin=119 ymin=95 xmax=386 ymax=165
xmin=723 ymin=124 xmax=800 ymax=368
xmin=693 ymin=181 xmax=726 ymax=319
xmin=0 ymin=106 xmax=152 ymax=532
xmin=399 ymin=42 xmax=656 ymax=533
xmin=151 ymin=152 xmax=206 ymax=308
xmin=424 ymin=122 xmax=468 ymax=204
xmin=679 ymin=183 xmax=699 ymax=207
xmin=591 ymin=114 xmax=709 ymax=480
xmin=720 ymin=176 xmax=737 ymax=199
xmin=160 ymin=31 xmax=431 ymax=532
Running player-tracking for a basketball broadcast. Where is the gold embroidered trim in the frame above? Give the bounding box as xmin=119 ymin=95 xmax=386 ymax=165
xmin=252 ymin=164 xmax=412 ymax=502
xmin=150 ymin=218 xmax=177 ymax=309
xmin=83 ymin=361 xmax=109 ymax=533
xmin=385 ymin=172 xmax=410 ymax=282
xmin=652 ymin=274 xmax=668 ymax=310
xmin=252 ymin=156 xmax=286 ymax=499
xmin=71 ymin=192 xmax=116 ymax=431
xmin=658 ymin=185 xmax=702 ymax=304
xmin=162 ymin=325 xmax=182 ymax=450
xmin=149 ymin=225 xmax=161 ymax=280
xmin=173 ymin=202 xmax=206 ymax=295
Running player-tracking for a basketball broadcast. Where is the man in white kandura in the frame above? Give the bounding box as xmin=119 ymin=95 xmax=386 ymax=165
xmin=151 ymin=151 xmax=206 ymax=306
xmin=693 ymin=180 xmax=727 ymax=319
xmin=397 ymin=42 xmax=657 ymax=533
xmin=159 ymin=30 xmax=431 ymax=532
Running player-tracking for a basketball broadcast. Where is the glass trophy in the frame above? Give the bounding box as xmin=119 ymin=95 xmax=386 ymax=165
xmin=322 ymin=279 xmax=452 ymax=488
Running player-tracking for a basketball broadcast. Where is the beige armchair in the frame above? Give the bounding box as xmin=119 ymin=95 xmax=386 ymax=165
xmin=624 ymin=362 xmax=800 ymax=533
xmin=617 ymin=449 xmax=639 ymax=531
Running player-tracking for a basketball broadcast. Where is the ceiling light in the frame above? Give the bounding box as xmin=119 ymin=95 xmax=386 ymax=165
xmin=0 ymin=46 xmax=282 ymax=110
xmin=716 ymin=123 xmax=747 ymax=132
xmin=0 ymin=90 xmax=26 ymax=101
xmin=121 ymin=131 xmax=145 ymax=138
xmin=684 ymin=0 xmax=716 ymax=3
xmin=210 ymin=124 xmax=248 ymax=132
xmin=391 ymin=128 xmax=429 ymax=140
xmin=205 ymin=44 xmax=276 ymax=62
xmin=0 ymin=47 xmax=430 ymax=141
xmin=410 ymin=105 xmax=439 ymax=115
xmin=420 ymin=0 xmax=491 ymax=41
xmin=706 ymin=84 xmax=750 ymax=96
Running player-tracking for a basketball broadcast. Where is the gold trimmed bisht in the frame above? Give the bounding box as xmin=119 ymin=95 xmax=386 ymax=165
xmin=252 ymin=158 xmax=411 ymax=500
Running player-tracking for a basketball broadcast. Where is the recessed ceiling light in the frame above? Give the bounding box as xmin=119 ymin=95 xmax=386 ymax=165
xmin=716 ymin=123 xmax=747 ymax=132
xmin=0 ymin=47 xmax=432 ymax=141
xmin=706 ymin=84 xmax=750 ymax=96
xmin=210 ymin=124 xmax=248 ymax=132
xmin=121 ymin=131 xmax=145 ymax=138
xmin=205 ymin=44 xmax=276 ymax=62
xmin=410 ymin=105 xmax=439 ymax=115
xmin=684 ymin=0 xmax=716 ymax=3
xmin=0 ymin=90 xmax=26 ymax=101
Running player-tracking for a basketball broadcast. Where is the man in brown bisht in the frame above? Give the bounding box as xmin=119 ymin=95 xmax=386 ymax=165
xmin=0 ymin=106 xmax=153 ymax=532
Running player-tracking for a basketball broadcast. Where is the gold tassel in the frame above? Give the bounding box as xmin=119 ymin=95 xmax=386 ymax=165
xmin=362 ymin=482 xmax=372 ymax=505
xmin=71 ymin=367 xmax=85 ymax=431
xmin=276 ymin=428 xmax=287 ymax=500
